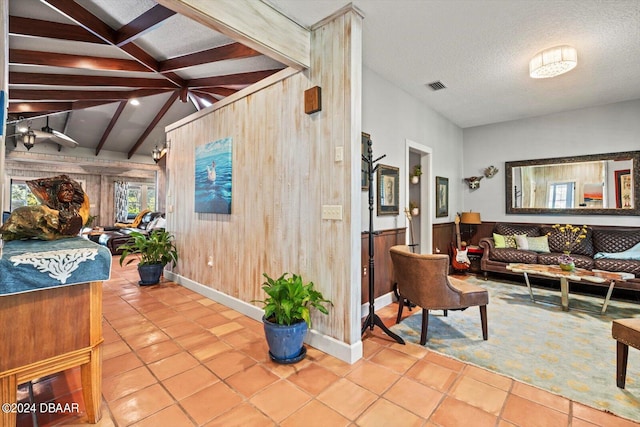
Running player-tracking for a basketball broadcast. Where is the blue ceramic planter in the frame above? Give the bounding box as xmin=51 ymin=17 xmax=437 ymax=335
xmin=262 ymin=316 xmax=308 ymax=363
xmin=138 ymin=263 xmax=164 ymax=285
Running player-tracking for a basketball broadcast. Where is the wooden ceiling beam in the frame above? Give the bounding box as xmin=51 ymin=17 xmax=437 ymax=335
xmin=9 ymin=16 xmax=106 ymax=44
xmin=95 ymin=101 xmax=127 ymax=156
xmin=41 ymin=0 xmax=117 ymax=44
xmin=193 ymin=87 xmax=238 ymax=97
xmin=9 ymin=101 xmax=72 ymax=113
xmin=159 ymin=42 xmax=261 ymax=72
xmin=9 ymin=49 xmax=151 ymax=72
xmin=115 ymin=4 xmax=176 ymax=46
xmin=9 ymin=72 xmax=178 ymax=89
xmin=8 ymin=100 xmax=117 ymax=114
xmin=41 ymin=0 xmax=186 ymax=87
xmin=187 ymin=69 xmax=281 ymax=88
xmin=10 ymin=88 xmax=169 ymax=101
xmin=156 ymin=0 xmax=310 ymax=69
xmin=128 ymin=91 xmax=180 ymax=159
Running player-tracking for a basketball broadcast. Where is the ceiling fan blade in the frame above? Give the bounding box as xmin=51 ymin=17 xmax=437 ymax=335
xmin=51 ymin=130 xmax=79 ymax=147
xmin=32 ymin=129 xmax=78 ymax=148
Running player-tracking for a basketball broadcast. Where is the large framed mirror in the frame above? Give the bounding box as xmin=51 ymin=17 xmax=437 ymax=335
xmin=506 ymin=151 xmax=639 ymax=216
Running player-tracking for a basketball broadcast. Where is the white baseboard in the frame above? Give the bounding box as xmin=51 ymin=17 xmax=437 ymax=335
xmin=165 ymin=271 xmax=362 ymax=364
xmin=361 ymin=291 xmax=395 ymax=318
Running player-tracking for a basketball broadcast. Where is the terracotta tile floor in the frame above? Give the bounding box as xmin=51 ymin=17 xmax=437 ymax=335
xmin=14 ymin=259 xmax=640 ymax=427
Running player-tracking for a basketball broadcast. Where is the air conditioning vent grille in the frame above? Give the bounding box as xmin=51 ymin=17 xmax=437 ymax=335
xmin=427 ymin=81 xmax=447 ymax=91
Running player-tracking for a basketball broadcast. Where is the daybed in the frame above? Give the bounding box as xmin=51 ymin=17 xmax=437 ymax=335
xmin=479 ymin=223 xmax=640 ymax=290
xmin=98 ymin=211 xmax=165 ymax=255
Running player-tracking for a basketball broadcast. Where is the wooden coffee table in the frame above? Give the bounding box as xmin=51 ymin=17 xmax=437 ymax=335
xmin=507 ymin=263 xmax=634 ymax=314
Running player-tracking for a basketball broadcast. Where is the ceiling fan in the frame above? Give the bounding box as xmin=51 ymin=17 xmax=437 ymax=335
xmin=9 ymin=116 xmax=79 ymax=150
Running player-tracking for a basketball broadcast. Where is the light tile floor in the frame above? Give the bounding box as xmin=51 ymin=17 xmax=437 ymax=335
xmin=15 ymin=258 xmax=640 ymax=426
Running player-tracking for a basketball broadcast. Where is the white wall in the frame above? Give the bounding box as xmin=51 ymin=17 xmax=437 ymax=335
xmin=463 ymin=99 xmax=640 ymax=226
xmin=362 ymin=67 xmax=463 ymax=236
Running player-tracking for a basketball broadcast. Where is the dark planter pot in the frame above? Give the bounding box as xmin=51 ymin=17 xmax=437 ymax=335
xmin=262 ymin=316 xmax=308 ymax=364
xmin=138 ymin=263 xmax=164 ymax=285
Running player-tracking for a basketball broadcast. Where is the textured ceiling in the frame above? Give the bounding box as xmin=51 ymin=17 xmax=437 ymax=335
xmin=269 ymin=0 xmax=640 ymax=128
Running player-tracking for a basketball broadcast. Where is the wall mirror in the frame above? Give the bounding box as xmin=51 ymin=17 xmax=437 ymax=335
xmin=506 ymin=151 xmax=639 ymax=216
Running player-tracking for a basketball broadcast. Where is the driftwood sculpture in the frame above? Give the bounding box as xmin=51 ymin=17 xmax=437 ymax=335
xmin=1 ymin=175 xmax=90 ymax=241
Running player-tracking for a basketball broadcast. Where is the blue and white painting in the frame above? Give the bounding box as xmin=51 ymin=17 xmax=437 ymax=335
xmin=195 ymin=137 xmax=232 ymax=214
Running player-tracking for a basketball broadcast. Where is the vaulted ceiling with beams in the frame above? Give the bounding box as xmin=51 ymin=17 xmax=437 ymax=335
xmin=7 ymin=0 xmax=285 ymax=159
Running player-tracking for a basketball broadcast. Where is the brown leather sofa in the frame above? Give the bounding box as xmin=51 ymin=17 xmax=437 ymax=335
xmin=98 ymin=211 xmax=165 ymax=255
xmin=479 ymin=223 xmax=640 ymax=290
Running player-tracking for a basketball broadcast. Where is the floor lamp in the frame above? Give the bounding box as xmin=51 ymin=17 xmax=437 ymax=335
xmin=361 ymin=137 xmax=405 ymax=345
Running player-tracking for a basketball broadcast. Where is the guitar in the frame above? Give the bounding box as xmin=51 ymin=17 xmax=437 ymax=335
xmin=451 ymin=214 xmax=470 ymax=270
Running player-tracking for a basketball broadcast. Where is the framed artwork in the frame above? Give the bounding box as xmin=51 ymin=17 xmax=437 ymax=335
xmin=583 ymin=182 xmax=604 ymax=207
xmin=195 ymin=137 xmax=233 ymax=214
xmin=615 ymin=169 xmax=632 ymax=208
xmin=376 ymin=164 xmax=399 ymax=215
xmin=361 ymin=132 xmax=371 ymax=190
xmin=436 ymin=176 xmax=449 ymax=217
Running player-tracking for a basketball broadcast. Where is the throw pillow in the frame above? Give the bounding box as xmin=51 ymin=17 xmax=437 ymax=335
xmin=517 ymin=235 xmax=550 ymax=253
xmin=493 ymin=233 xmax=517 ymax=249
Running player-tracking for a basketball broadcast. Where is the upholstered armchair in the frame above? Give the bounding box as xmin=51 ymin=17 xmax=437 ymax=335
xmin=389 ymin=245 xmax=489 ymax=345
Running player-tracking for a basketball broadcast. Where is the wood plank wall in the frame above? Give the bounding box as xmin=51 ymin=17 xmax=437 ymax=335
xmin=164 ymin=9 xmax=363 ymax=346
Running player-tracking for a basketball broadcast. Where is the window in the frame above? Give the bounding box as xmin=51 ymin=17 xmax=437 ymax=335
xmin=127 ymin=183 xmax=156 ymax=214
xmin=10 ymin=180 xmax=38 ymax=210
xmin=548 ymin=182 xmax=574 ymax=209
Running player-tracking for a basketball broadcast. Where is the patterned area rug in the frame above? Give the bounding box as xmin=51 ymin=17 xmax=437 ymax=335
xmin=390 ymin=276 xmax=640 ymax=422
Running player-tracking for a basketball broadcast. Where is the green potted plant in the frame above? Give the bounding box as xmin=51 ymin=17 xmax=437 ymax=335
xmin=254 ymin=272 xmax=331 ymax=364
xmin=118 ymin=229 xmax=178 ymax=285
xmin=409 ymin=201 xmax=420 ymax=216
xmin=411 ymin=165 xmax=422 ymax=184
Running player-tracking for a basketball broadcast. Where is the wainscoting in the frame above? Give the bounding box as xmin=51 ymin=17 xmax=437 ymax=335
xmin=361 ymin=228 xmax=406 ymax=304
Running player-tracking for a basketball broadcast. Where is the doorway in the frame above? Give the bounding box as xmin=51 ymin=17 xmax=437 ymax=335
xmin=405 ymin=140 xmax=432 ymax=253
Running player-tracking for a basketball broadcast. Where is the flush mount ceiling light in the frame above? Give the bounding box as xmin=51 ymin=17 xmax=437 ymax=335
xmin=529 ymin=45 xmax=577 ymax=79
xmin=129 ymin=98 xmax=140 ymax=106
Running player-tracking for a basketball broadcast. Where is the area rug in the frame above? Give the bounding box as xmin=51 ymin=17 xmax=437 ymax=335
xmin=390 ymin=276 xmax=640 ymax=422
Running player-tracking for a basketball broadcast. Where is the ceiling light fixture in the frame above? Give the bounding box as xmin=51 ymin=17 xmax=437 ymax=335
xmin=130 ymin=98 xmax=140 ymax=106
xmin=529 ymin=45 xmax=577 ymax=79
xmin=22 ymin=130 xmax=36 ymax=150
xmin=152 ymin=144 xmax=167 ymax=163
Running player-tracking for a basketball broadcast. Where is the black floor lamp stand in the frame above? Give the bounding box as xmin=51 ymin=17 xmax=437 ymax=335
xmin=360 ymin=138 xmax=405 ymax=345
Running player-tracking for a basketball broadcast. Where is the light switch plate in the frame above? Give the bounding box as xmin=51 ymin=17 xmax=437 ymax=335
xmin=322 ymin=205 xmax=343 ymax=220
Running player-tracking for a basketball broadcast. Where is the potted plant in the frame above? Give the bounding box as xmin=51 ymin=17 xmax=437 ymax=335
xmin=118 ymin=229 xmax=178 ymax=285
xmin=254 ymin=272 xmax=331 ymax=364
xmin=409 ymin=201 xmax=420 ymax=216
xmin=411 ymin=165 xmax=422 ymax=184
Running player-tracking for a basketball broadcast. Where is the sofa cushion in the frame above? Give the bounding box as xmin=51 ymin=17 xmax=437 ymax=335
xmin=593 ymin=229 xmax=640 ymax=254
xmin=493 ymin=233 xmax=518 ymax=249
xmin=489 ymin=248 xmax=538 ymax=264
xmin=495 ymin=223 xmax=541 ymax=237
xmin=542 ymin=226 xmax=594 ymax=257
xmin=515 ymin=235 xmax=550 ymax=253
xmin=594 ymin=259 xmax=640 ymax=276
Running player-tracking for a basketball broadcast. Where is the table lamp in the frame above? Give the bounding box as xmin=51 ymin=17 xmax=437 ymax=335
xmin=460 ymin=211 xmax=482 ymax=245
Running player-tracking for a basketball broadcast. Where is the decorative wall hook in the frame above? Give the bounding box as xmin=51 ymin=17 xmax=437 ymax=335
xmin=484 ymin=165 xmax=499 ymax=178
xmin=464 ymin=176 xmax=484 ymax=189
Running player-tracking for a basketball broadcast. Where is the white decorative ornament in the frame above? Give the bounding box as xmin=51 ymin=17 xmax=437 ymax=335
xmin=11 ymin=248 xmax=99 ymax=284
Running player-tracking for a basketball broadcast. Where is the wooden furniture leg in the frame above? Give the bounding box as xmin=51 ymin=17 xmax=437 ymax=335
xmin=616 ymin=340 xmax=629 ymax=389
xmin=81 ymin=346 xmax=102 ymax=422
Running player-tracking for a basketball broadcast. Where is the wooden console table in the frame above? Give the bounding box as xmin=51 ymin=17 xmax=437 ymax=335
xmin=0 ymin=238 xmax=111 ymax=426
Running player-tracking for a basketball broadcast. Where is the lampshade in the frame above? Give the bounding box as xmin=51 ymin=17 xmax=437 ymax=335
xmin=460 ymin=211 xmax=482 ymax=224
xmin=529 ymin=45 xmax=577 ymax=79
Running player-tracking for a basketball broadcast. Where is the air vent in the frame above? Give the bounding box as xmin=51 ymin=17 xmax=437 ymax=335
xmin=426 ymin=81 xmax=447 ymax=91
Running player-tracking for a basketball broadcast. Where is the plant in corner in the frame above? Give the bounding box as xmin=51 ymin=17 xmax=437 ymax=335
xmin=411 ymin=165 xmax=422 ymax=184
xmin=118 ymin=230 xmax=178 ymax=286
xmin=254 ymin=272 xmax=331 ymax=364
